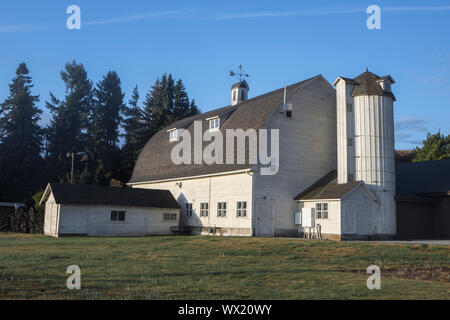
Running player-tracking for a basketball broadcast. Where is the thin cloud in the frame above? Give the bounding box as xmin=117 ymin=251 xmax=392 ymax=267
xmin=216 ymin=5 xmax=450 ymax=20
xmin=215 ymin=9 xmax=362 ymax=20
xmin=395 ymin=118 xmax=427 ymax=132
xmin=384 ymin=6 xmax=450 ymax=12
xmin=84 ymin=10 xmax=188 ymax=26
xmin=0 ymin=10 xmax=190 ymax=32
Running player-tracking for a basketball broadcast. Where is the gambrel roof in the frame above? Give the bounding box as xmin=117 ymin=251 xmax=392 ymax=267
xmin=129 ymin=75 xmax=333 ymax=184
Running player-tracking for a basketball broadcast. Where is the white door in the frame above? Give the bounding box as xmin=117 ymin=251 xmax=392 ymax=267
xmin=256 ymin=199 xmax=274 ymax=236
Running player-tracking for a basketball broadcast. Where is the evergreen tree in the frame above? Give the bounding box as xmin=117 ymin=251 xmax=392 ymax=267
xmin=85 ymin=71 xmax=125 ymax=185
xmin=120 ymin=86 xmax=145 ymax=181
xmin=46 ymin=61 xmax=93 ymax=183
xmin=140 ymin=74 xmax=199 ymax=148
xmin=0 ymin=63 xmax=43 ymax=197
xmin=141 ymin=77 xmax=164 ymax=143
xmin=173 ymin=79 xmax=199 ymax=119
xmin=413 ymin=131 xmax=450 ymax=162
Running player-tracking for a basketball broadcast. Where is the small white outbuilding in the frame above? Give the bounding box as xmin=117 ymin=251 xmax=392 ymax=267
xmin=40 ymin=183 xmax=180 ymax=237
xmin=295 ymin=170 xmax=378 ymax=240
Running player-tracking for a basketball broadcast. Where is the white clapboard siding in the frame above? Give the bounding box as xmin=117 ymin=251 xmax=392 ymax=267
xmin=254 ymin=76 xmax=337 ymax=237
xmin=136 ymin=172 xmax=253 ymax=236
xmin=58 ymin=205 xmax=88 ymax=234
xmin=44 ymin=193 xmax=59 ymax=236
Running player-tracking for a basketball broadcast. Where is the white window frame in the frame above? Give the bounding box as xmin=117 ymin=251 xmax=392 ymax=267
xmin=168 ymin=128 xmax=178 ymax=142
xmin=163 ymin=212 xmax=177 ymax=222
xmin=207 ymin=117 xmax=220 ymax=132
xmin=200 ymin=202 xmax=209 ymax=217
xmin=284 ymin=103 xmax=293 ymax=118
xmin=236 ymin=201 xmax=247 ymax=218
xmin=217 ymin=202 xmax=227 ymax=218
xmin=185 ymin=203 xmax=193 ymax=217
xmin=110 ymin=210 xmax=126 ymax=222
xmin=316 ymin=203 xmax=329 ymax=220
xmin=323 ymin=203 xmax=329 ymax=219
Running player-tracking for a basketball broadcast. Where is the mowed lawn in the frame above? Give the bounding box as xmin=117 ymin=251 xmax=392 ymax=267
xmin=0 ymin=233 xmax=448 ymax=300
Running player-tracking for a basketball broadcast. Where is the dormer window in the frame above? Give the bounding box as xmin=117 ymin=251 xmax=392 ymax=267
xmin=232 ymin=90 xmax=237 ymax=102
xmin=168 ymin=128 xmax=178 ymax=142
xmin=207 ymin=117 xmax=220 ymax=131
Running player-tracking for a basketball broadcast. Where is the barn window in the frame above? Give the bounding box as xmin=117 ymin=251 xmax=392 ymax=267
xmin=186 ymin=203 xmax=193 ymax=217
xmin=323 ymin=203 xmax=329 ymax=219
xmin=236 ymin=201 xmax=247 ymax=218
xmin=163 ymin=212 xmax=177 ymax=221
xmin=111 ymin=210 xmax=126 ymax=222
xmin=209 ymin=117 xmax=220 ymax=131
xmin=168 ymin=129 xmax=178 ymax=142
xmin=217 ymin=202 xmax=227 ymax=217
xmin=316 ymin=203 xmax=328 ymax=220
xmin=285 ymin=103 xmax=293 ymax=118
xmin=316 ymin=203 xmax=322 ymax=219
xmin=200 ymin=203 xmax=209 ymax=217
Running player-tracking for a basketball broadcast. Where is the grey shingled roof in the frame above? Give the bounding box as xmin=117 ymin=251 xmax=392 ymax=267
xmin=396 ymin=159 xmax=450 ymax=198
xmin=294 ymin=170 xmax=362 ymax=200
xmin=351 ymin=70 xmax=396 ymax=101
xmin=43 ymin=183 xmax=180 ymax=209
xmin=129 ymin=75 xmax=321 ymax=184
xmin=231 ymin=80 xmax=249 ymax=89
xmin=336 ymin=70 xmax=396 ymax=101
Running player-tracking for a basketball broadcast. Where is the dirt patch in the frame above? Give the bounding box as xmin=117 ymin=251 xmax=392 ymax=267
xmin=348 ymin=266 xmax=450 ymax=282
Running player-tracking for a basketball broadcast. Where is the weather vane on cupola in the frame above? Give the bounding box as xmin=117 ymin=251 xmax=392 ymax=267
xmin=229 ymin=65 xmax=249 ymax=82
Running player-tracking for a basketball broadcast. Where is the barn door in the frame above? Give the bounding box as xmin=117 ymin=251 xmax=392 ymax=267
xmin=343 ymin=203 xmax=356 ymax=234
xmin=256 ymin=199 xmax=274 ymax=237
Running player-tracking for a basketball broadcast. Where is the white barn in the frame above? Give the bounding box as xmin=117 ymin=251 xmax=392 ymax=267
xmin=40 ymin=183 xmax=180 ymax=237
xmin=128 ymin=70 xmax=397 ymax=240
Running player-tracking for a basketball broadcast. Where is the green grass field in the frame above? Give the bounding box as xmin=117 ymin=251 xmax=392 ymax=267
xmin=0 ymin=233 xmax=448 ymax=299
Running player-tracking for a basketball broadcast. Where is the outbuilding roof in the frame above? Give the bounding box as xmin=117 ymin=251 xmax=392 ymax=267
xmin=40 ymin=183 xmax=180 ymax=209
xmin=129 ymin=75 xmax=331 ymax=184
xmin=294 ymin=170 xmax=376 ymax=201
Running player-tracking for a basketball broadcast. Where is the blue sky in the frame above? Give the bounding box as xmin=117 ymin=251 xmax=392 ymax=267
xmin=1 ymin=0 xmax=449 ymax=149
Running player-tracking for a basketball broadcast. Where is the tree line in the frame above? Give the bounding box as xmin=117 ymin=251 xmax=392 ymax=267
xmin=0 ymin=61 xmax=199 ymax=200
